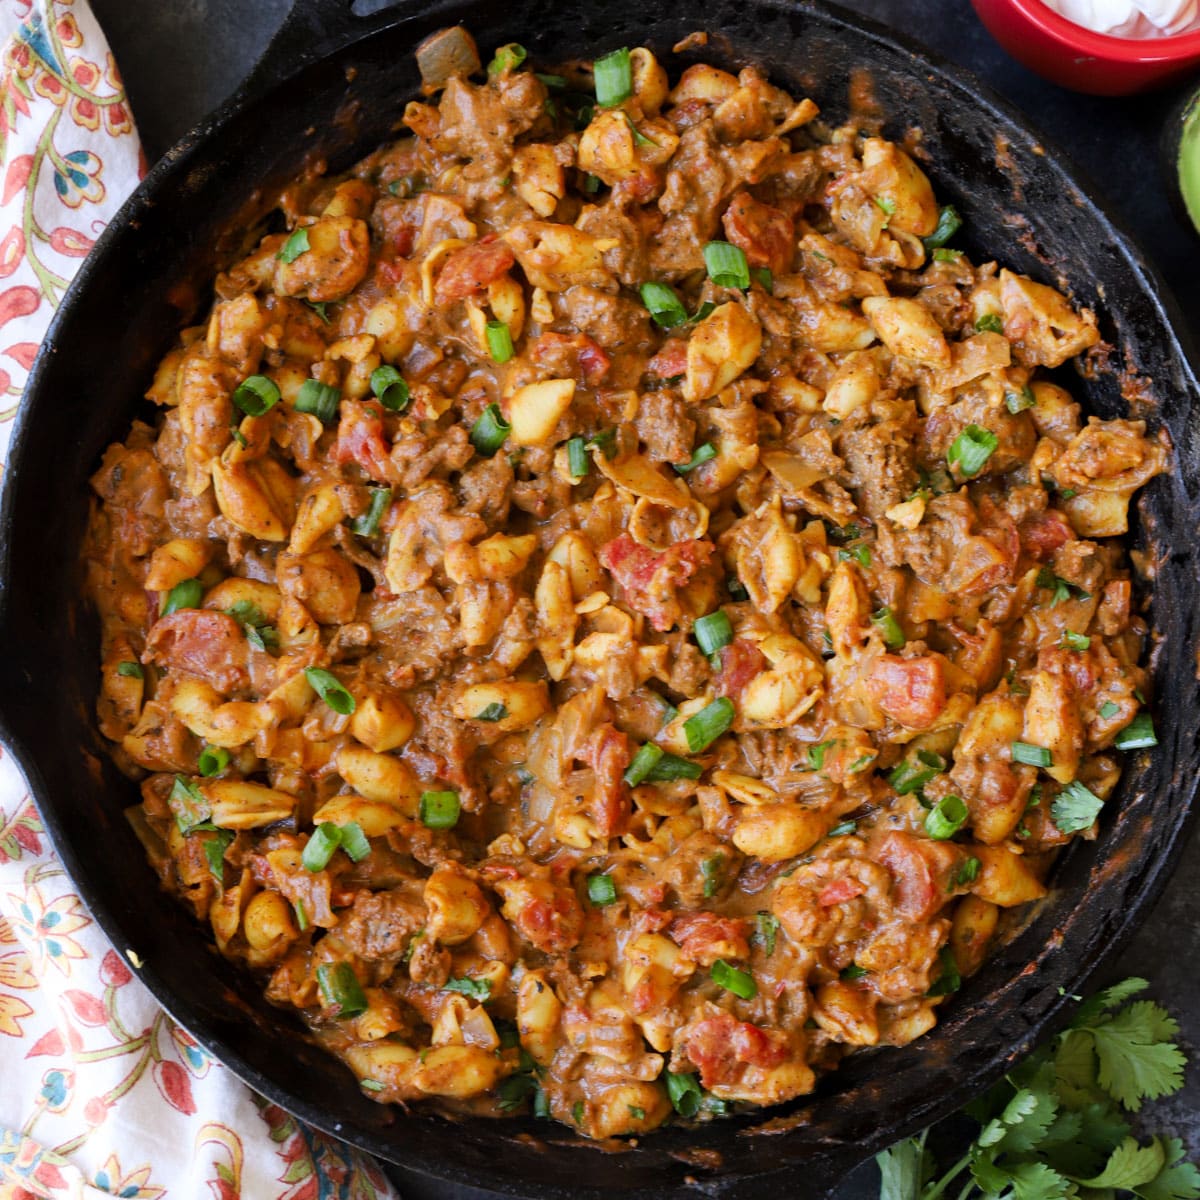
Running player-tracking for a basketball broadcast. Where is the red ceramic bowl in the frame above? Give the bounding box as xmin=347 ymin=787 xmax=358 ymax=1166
xmin=971 ymin=0 xmax=1200 ymax=93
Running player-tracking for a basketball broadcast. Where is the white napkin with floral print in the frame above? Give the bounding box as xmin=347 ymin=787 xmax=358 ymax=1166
xmin=0 ymin=4 xmax=398 ymax=1198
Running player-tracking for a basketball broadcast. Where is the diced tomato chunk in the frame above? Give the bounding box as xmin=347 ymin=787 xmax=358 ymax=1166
xmin=433 ymin=236 xmax=515 ymax=304
xmin=721 ymin=190 xmax=795 ymax=274
xmin=529 ymin=331 xmax=610 ymax=385
xmin=1019 ymin=509 xmax=1075 ymax=562
xmin=816 ymin=878 xmax=866 ymax=907
xmin=875 ymin=830 xmax=961 ymax=922
xmin=669 ymin=912 xmax=750 ymax=964
xmin=682 ymin=1012 xmax=790 ymax=1090
xmin=332 ymin=400 xmax=398 ymax=483
xmin=868 ymin=654 xmax=947 ymax=729
xmin=584 ymin=723 xmax=632 ymax=837
xmin=646 ymin=339 xmax=688 ymax=380
xmin=598 ymin=533 xmax=714 ymax=632
xmin=145 ymin=609 xmax=248 ymax=694
xmin=715 ymin=639 xmax=767 ymax=698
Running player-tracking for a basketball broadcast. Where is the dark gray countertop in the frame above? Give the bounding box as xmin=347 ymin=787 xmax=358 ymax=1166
xmin=86 ymin=2 xmax=1200 ymax=1196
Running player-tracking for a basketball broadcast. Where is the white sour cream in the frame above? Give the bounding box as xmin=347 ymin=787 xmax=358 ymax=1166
xmin=1043 ymin=0 xmax=1200 ymax=35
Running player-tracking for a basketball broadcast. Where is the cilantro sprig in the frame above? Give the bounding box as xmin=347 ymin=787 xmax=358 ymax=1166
xmin=876 ymin=978 xmax=1197 ymax=1200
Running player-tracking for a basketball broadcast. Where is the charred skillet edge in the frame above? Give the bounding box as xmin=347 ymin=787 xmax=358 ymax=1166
xmin=238 ymin=0 xmax=462 ymax=102
xmin=0 ymin=0 xmax=1197 ymax=1196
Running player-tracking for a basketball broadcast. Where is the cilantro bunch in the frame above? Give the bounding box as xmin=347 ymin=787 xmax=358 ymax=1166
xmin=878 ymin=978 xmax=1198 ymax=1200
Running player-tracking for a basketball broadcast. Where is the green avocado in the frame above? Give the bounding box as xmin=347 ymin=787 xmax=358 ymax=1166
xmin=1168 ymin=85 xmax=1200 ymax=236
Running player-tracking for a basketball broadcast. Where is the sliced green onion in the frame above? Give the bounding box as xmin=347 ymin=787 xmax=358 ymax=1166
xmin=924 ymin=794 xmax=968 ymax=840
xmin=277 ymin=228 xmax=310 ymax=264
xmin=117 ymin=660 xmax=143 ymax=679
xmin=587 ymin=873 xmax=618 ymax=906
xmin=583 ymin=172 xmax=601 ymax=193
xmin=933 ymin=248 xmax=962 ymax=263
xmin=841 ymin=963 xmax=869 ymax=981
xmin=1099 ymin=700 xmax=1121 ymax=720
xmin=566 ymin=436 xmax=589 ymax=479
xmin=443 ymin=976 xmax=491 ymax=1000
xmin=640 ymin=281 xmax=688 ymax=329
xmin=339 ymin=821 xmax=371 ymax=862
xmin=694 ymin=611 xmax=733 ymax=657
xmin=947 ymin=424 xmax=998 ymax=479
xmin=684 ymin=697 xmax=735 ymax=753
xmin=974 ymin=312 xmax=1003 ymax=334
xmin=241 ymin=621 xmax=278 ymax=653
xmin=487 ymin=43 xmax=527 ymax=75
xmin=294 ymin=379 xmax=341 ymax=423
xmin=838 ymin=544 xmax=872 ymax=569
xmin=674 ymin=442 xmax=717 ymax=474
xmin=230 ymin=428 xmax=248 ymax=448
xmin=304 ymin=667 xmax=356 ymax=715
xmin=496 ymin=1073 xmax=538 ymax=1112
xmin=807 ymin=740 xmax=835 ymax=772
xmin=1051 ymin=779 xmax=1104 ymax=834
xmin=727 ymin=576 xmax=749 ymax=601
xmin=594 ymin=47 xmax=632 ymax=107
xmin=848 ymin=753 xmax=875 ymax=774
xmin=303 ymin=822 xmax=343 ymax=872
xmin=1063 ymin=630 xmax=1090 ymax=651
xmin=419 ymin=790 xmax=460 ymax=830
xmin=202 ymin=829 xmax=233 ymax=881
xmin=232 ymin=374 xmax=281 ymax=417
xmin=533 ymin=1086 xmax=551 ymax=1118
xmin=307 ymin=300 xmax=331 ymax=324
xmin=702 ymin=855 xmax=724 ymax=899
xmin=1011 ymin=741 xmax=1052 ymax=768
xmin=474 ymin=702 xmax=508 ymax=722
xmin=370 ymin=365 xmax=410 ymax=412
xmin=645 ymin=753 xmax=702 ymax=782
xmin=923 ymin=205 xmax=962 ymax=250
xmin=828 ymin=820 xmax=857 ymax=838
xmin=1036 ymin=567 xmax=1076 ymax=607
xmin=888 ymin=750 xmax=945 ymax=795
xmin=623 ymin=113 xmax=657 ymax=146
xmin=360 ymin=1079 xmax=385 ymax=1093
xmin=711 ymin=959 xmax=756 ymax=1000
xmin=470 ymin=403 xmax=511 ymax=456
xmin=586 ymin=428 xmax=617 ymax=459
xmin=485 ymin=320 xmax=514 ymax=363
xmin=197 ymin=745 xmax=229 ymax=777
xmin=628 ymin=1105 xmax=646 ymax=1120
xmin=1114 ymin=712 xmax=1157 ymax=751
xmin=750 ymin=266 xmax=773 ymax=293
xmin=162 ymin=578 xmax=203 ymax=616
xmin=954 ymin=856 xmax=981 ymax=887
xmin=317 ymin=962 xmax=368 ymax=1018
xmin=926 ymin=946 xmax=961 ymax=997
xmin=667 ymin=1071 xmax=703 ymax=1117
xmin=754 ymin=912 xmax=780 ymax=955
xmin=1005 ymin=385 xmax=1036 ymax=414
xmin=350 ymin=486 xmax=392 ymax=537
xmin=536 ymin=72 xmax=567 ymax=88
xmin=572 ymin=1100 xmax=585 ymax=1126
xmin=294 ymin=899 xmax=309 ymax=931
xmin=702 ymin=241 xmax=750 ymax=290
xmin=871 ymin=606 xmax=905 ymax=649
xmin=169 ymin=775 xmax=210 ymax=834
xmin=623 ymin=742 xmax=664 ymax=787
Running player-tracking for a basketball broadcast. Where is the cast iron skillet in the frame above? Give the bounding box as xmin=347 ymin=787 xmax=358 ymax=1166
xmin=1 ymin=1 xmax=1198 ymax=1196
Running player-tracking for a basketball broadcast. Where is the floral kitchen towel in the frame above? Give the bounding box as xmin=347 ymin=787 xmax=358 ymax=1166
xmin=0 ymin=4 xmax=397 ymax=1198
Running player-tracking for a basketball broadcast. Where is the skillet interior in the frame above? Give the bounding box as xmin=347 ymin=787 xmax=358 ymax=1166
xmin=1 ymin=1 xmax=1198 ymax=1195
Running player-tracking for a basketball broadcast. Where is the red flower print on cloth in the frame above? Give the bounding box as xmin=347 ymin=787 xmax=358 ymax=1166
xmin=0 ymin=7 xmax=397 ymax=1199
